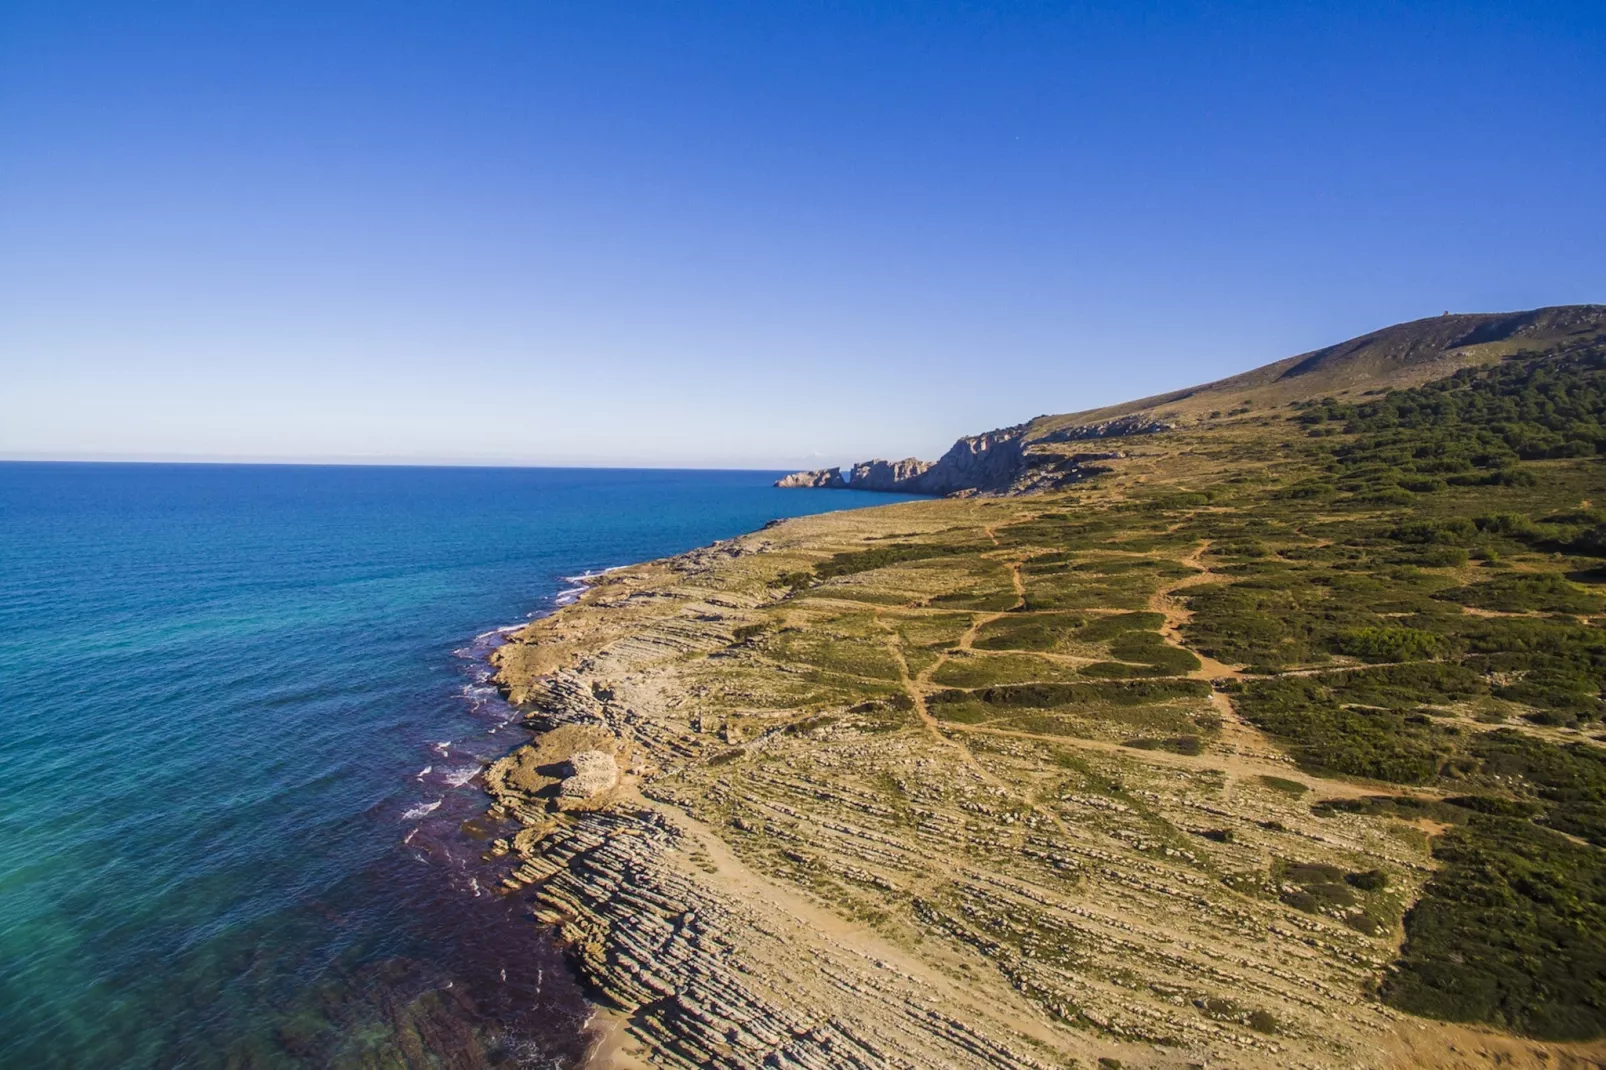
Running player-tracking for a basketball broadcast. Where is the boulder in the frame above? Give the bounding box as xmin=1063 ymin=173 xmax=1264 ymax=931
xmin=558 ymin=750 xmax=619 ymax=799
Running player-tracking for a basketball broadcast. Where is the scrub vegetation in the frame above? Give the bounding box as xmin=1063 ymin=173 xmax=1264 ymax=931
xmin=488 ymin=311 xmax=1606 ymax=1067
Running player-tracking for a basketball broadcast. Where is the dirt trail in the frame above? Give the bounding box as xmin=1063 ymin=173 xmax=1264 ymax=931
xmin=1149 ymin=539 xmax=1240 ymax=681
xmin=1142 ymin=539 xmax=1288 ymax=772
xmin=872 ymin=535 xmax=1342 ymax=811
xmin=940 ymin=723 xmax=1387 ymax=800
xmin=876 ymin=555 xmax=1076 ymax=841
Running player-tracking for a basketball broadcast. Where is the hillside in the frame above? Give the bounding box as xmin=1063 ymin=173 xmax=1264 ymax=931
xmin=1035 ymin=305 xmax=1606 ymax=430
xmin=778 ymin=305 xmax=1606 ymax=497
xmin=486 ymin=310 xmax=1606 ymax=1070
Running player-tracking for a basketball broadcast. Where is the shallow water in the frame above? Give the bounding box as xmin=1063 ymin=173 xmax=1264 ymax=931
xmin=0 ymin=462 xmax=915 ymax=1067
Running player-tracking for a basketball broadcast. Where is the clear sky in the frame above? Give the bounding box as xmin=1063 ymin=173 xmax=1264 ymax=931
xmin=2 ymin=2 xmax=1603 ymax=469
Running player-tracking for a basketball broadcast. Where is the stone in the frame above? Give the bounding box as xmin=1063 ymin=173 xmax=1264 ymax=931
xmin=558 ymin=750 xmax=619 ymax=799
xmin=774 ymin=467 xmax=846 ymax=489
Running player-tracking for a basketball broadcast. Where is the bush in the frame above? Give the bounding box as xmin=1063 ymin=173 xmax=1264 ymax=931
xmin=1346 ymin=868 xmax=1389 ymax=891
xmin=1336 ymin=626 xmax=1441 ymax=662
xmin=1436 ymin=573 xmax=1602 ymax=614
xmin=1382 ymin=815 xmax=1606 ymax=1041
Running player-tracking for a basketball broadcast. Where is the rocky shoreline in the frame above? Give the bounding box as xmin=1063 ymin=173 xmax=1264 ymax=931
xmin=475 ymin=308 xmax=1606 ymax=1070
xmin=478 ymin=502 xmax=1603 ymax=1070
xmin=482 ymin=540 xmax=1071 ymax=1069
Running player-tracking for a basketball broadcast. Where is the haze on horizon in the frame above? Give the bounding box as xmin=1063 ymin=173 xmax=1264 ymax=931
xmin=2 ymin=2 xmax=1603 ymax=471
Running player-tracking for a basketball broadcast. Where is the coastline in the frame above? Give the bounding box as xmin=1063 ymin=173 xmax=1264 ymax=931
xmin=482 ymin=518 xmax=1077 ymax=1068
xmin=478 ymin=502 xmax=1606 ymax=1070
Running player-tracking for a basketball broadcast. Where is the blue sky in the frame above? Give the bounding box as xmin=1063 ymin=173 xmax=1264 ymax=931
xmin=2 ymin=2 xmax=1603 ymax=468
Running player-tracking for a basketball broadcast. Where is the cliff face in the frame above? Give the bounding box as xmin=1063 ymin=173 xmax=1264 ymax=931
xmin=848 ymin=457 xmax=932 ymax=490
xmin=904 ymin=425 xmax=1028 ymax=494
xmin=772 ymin=426 xmax=1034 ymax=496
xmin=775 ymin=422 xmax=1096 ymax=496
xmin=774 ymin=467 xmax=846 ymax=488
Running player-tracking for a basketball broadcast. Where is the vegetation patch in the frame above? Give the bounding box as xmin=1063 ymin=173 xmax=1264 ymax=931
xmin=1435 ymin=572 xmax=1602 ymax=614
xmin=1123 ymin=735 xmax=1203 ymax=756
xmin=971 ymin=613 xmax=1085 ymax=652
xmin=1382 ymin=814 xmax=1606 ymax=1041
xmin=1231 ymin=676 xmax=1457 ymax=783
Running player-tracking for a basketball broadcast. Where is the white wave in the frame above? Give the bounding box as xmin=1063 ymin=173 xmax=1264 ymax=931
xmin=552 ymin=565 xmax=626 ymax=607
xmin=442 ymin=764 xmax=481 ymax=788
xmin=472 ymin=622 xmax=527 ymax=643
xmin=432 ymin=741 xmax=451 ymax=755
xmin=402 ymin=798 xmax=442 ymax=820
xmin=415 ymin=765 xmax=431 ymax=779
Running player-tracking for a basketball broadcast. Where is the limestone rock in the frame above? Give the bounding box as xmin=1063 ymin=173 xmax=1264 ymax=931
xmin=774 ymin=467 xmax=846 ymax=489
xmin=558 ymin=750 xmax=619 ymax=799
xmin=906 ymin=425 xmax=1029 ymax=495
xmin=848 ymin=457 xmax=933 ymax=490
xmin=1038 ymin=414 xmax=1174 ymax=442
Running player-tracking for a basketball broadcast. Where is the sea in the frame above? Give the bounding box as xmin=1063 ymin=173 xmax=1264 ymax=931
xmin=0 ymin=462 xmax=918 ymax=1068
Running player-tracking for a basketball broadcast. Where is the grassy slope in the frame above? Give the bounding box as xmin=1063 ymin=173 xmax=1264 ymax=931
xmin=495 ymin=309 xmax=1606 ymax=1063
xmin=764 ymin=328 xmax=1606 ymax=1041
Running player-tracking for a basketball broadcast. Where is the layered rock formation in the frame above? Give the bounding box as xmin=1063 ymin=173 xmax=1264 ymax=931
xmin=478 ymin=506 xmax=1573 ymax=1070
xmin=848 ymin=457 xmax=933 ymax=490
xmin=774 ymin=467 xmax=846 ymax=488
xmin=1038 ymin=415 xmax=1175 ymax=443
xmin=774 ymin=422 xmax=1126 ymax=497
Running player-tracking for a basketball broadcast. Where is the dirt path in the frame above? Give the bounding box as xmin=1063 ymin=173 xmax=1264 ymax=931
xmin=938 ymin=722 xmax=1390 ymax=800
xmin=1141 ymin=540 xmax=1289 ymax=774
xmin=868 ymin=537 xmax=1339 ymax=811
xmin=876 ymin=560 xmax=1076 ymax=842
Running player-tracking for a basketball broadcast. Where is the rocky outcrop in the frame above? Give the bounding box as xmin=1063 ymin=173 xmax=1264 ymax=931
xmin=558 ymin=751 xmax=618 ymax=799
xmin=775 ymin=425 xmax=1035 ymax=497
xmin=1010 ymin=451 xmax=1125 ymax=495
xmin=905 ymin=425 xmax=1030 ymax=495
xmin=1039 ymin=414 xmax=1174 ymax=442
xmin=849 ymin=457 xmax=933 ymax=490
xmin=773 ymin=467 xmax=846 ymax=489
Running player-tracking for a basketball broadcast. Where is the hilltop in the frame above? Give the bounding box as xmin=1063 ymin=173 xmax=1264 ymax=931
xmin=779 ymin=305 xmax=1606 ymax=497
xmin=484 ymin=306 xmax=1606 ymax=1070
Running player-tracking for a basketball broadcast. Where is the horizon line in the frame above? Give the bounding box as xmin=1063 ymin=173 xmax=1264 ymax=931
xmin=0 ymin=454 xmax=817 ymax=473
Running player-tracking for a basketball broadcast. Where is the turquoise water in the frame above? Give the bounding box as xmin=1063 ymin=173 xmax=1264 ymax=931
xmin=0 ymin=463 xmax=915 ymax=1068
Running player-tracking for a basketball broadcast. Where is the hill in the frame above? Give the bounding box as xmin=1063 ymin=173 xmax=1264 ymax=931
xmin=484 ymin=306 xmax=1606 ymax=1069
xmin=778 ymin=305 xmax=1606 ymax=496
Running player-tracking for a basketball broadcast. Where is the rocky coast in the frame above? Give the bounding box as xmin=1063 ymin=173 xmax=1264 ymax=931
xmin=480 ymin=308 xmax=1606 ymax=1069
xmin=479 ymin=507 xmax=1602 ymax=1069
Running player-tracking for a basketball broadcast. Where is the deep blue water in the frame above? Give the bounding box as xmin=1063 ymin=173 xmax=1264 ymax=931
xmin=0 ymin=462 xmax=915 ymax=1068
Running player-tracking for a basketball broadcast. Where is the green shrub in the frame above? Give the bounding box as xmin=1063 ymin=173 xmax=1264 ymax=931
xmin=1336 ymin=626 xmax=1441 ymax=662
xmin=1382 ymin=814 xmax=1606 ymax=1041
xmin=1436 ymin=573 xmax=1602 ymax=614
xmin=1346 ymin=868 xmax=1389 ymax=891
xmin=1122 ymin=735 xmax=1203 ymax=756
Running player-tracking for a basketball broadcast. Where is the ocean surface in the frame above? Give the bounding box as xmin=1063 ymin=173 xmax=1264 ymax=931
xmin=0 ymin=462 xmax=918 ymax=1068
